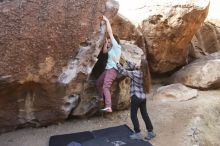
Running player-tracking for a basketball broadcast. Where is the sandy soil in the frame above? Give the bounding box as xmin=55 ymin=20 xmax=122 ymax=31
xmin=0 ymin=89 xmax=220 ymax=146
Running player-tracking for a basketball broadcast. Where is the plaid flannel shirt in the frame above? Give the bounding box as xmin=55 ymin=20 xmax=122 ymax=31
xmin=116 ymin=62 xmax=146 ymax=99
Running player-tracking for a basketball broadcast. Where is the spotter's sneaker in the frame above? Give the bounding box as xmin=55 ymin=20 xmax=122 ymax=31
xmin=129 ymin=132 xmax=142 ymax=140
xmin=145 ymin=131 xmax=156 ymax=140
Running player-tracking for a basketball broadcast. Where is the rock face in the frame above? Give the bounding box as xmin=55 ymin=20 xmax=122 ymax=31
xmin=170 ymin=52 xmax=220 ymax=89
xmin=189 ymin=21 xmax=220 ymax=60
xmin=153 ymin=83 xmax=198 ymax=102
xmin=0 ymin=0 xmax=119 ymax=133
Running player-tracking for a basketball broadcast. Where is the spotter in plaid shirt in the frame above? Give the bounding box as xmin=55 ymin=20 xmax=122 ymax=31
xmin=116 ymin=61 xmax=146 ymax=99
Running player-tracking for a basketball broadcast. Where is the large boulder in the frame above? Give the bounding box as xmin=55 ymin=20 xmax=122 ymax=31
xmin=189 ymin=21 xmax=220 ymax=60
xmin=0 ymin=0 xmax=119 ymax=133
xmin=141 ymin=1 xmax=209 ymax=73
xmin=153 ymin=83 xmax=198 ymax=102
xmin=115 ymin=0 xmax=209 ymax=73
xmin=170 ymin=52 xmax=220 ymax=89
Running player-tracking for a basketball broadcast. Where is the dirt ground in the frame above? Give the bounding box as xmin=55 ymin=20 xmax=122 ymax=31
xmin=0 ymin=89 xmax=219 ymax=146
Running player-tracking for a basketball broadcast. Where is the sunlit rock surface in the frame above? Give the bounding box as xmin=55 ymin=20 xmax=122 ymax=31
xmin=115 ymin=0 xmax=209 ymax=73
